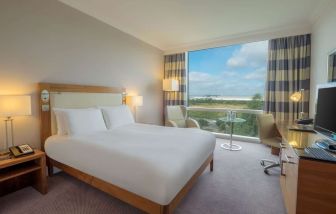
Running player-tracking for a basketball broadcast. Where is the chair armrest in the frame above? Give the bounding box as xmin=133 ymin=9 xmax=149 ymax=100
xmin=186 ymin=118 xmax=200 ymax=128
xmin=166 ymin=120 xmax=178 ymax=127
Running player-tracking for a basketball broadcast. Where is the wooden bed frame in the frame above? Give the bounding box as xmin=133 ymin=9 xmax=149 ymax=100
xmin=38 ymin=83 xmax=214 ymax=214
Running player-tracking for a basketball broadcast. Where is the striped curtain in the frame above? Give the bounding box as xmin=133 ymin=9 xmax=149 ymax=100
xmin=264 ymin=34 xmax=311 ymax=121
xmin=328 ymin=53 xmax=336 ymax=82
xmin=163 ymin=53 xmax=186 ymax=121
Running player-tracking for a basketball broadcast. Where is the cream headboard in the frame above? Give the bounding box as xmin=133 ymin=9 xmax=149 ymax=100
xmin=38 ymin=83 xmax=126 ymax=150
xmin=50 ymin=92 xmax=123 ymax=135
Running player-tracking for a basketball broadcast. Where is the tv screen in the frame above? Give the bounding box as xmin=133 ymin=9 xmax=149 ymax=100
xmin=314 ymin=85 xmax=336 ymax=140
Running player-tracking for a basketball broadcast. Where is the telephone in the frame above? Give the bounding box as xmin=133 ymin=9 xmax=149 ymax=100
xmin=9 ymin=144 xmax=34 ymax=157
xmin=296 ymin=118 xmax=314 ymax=125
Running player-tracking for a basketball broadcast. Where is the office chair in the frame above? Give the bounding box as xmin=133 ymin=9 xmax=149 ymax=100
xmin=256 ymin=114 xmax=282 ymax=174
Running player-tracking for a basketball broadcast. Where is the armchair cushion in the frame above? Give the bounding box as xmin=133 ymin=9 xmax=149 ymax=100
xmin=186 ymin=118 xmax=200 ymax=128
xmin=166 ymin=120 xmax=178 ymax=127
xmin=261 ymin=137 xmax=282 ymax=148
xmin=166 ymin=106 xmax=185 ymax=120
xmin=167 ymin=119 xmax=186 ymax=128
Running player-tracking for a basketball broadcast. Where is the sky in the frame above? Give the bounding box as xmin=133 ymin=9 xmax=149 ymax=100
xmin=188 ymin=40 xmax=268 ymax=98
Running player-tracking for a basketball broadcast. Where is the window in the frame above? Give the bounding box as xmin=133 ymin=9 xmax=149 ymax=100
xmin=187 ymin=41 xmax=268 ymax=137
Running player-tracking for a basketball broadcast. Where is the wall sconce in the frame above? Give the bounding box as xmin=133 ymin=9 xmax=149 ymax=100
xmin=163 ymin=79 xmax=179 ymax=91
xmin=0 ymin=95 xmax=32 ymax=154
xmin=126 ymin=95 xmax=143 ymax=121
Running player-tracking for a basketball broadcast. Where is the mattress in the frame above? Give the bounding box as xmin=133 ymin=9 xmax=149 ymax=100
xmin=45 ymin=123 xmax=216 ymax=205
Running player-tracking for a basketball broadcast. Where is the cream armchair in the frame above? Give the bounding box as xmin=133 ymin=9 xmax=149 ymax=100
xmin=165 ymin=106 xmax=200 ymax=128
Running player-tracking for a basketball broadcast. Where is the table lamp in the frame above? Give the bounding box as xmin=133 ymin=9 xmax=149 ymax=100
xmin=163 ymin=79 xmax=179 ymax=91
xmin=0 ymin=95 xmax=31 ymax=153
xmin=290 ymin=89 xmax=305 ymax=120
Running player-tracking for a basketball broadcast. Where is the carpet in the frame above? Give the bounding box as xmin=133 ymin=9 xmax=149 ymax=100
xmin=0 ymin=139 xmax=285 ymax=214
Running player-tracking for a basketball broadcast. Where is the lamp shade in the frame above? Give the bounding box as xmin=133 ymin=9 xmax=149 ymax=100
xmin=0 ymin=95 xmax=32 ymax=117
xmin=163 ymin=79 xmax=179 ymax=91
xmin=290 ymin=92 xmax=301 ymax=102
xmin=290 ymin=90 xmax=303 ymax=102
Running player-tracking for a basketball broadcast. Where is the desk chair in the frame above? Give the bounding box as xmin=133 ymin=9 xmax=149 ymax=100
xmin=256 ymin=114 xmax=282 ymax=174
xmin=165 ymin=106 xmax=200 ymax=128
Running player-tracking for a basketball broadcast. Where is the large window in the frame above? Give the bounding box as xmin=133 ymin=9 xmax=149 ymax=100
xmin=187 ymin=41 xmax=268 ymax=137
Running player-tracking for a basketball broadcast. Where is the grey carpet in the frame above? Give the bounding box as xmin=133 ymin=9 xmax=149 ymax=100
xmin=0 ymin=139 xmax=285 ymax=214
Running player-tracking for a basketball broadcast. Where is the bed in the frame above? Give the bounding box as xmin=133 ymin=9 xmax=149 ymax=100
xmin=39 ymin=83 xmax=216 ymax=214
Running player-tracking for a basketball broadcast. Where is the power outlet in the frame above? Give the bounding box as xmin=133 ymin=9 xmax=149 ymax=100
xmin=42 ymin=104 xmax=49 ymax=112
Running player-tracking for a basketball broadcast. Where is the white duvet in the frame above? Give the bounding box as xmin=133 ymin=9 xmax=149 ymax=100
xmin=45 ymin=123 xmax=216 ymax=205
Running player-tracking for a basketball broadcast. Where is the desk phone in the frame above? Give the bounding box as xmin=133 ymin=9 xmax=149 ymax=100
xmin=9 ymin=144 xmax=34 ymax=157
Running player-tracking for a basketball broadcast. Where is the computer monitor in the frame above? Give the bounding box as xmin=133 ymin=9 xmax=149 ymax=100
xmin=314 ymin=83 xmax=336 ymax=141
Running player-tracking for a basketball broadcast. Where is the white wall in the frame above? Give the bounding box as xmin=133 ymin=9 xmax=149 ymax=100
xmin=0 ymin=0 xmax=163 ymax=150
xmin=310 ymin=1 xmax=336 ymax=117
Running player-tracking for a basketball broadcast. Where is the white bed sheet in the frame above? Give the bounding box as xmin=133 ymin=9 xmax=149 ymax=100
xmin=45 ymin=123 xmax=216 ymax=205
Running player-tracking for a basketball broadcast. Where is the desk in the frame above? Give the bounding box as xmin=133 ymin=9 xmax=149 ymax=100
xmin=276 ymin=121 xmax=336 ymax=214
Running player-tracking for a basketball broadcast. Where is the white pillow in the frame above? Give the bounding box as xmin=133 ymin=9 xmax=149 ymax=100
xmin=100 ymin=105 xmax=135 ymax=129
xmin=53 ymin=108 xmax=68 ymax=135
xmin=56 ymin=108 xmax=107 ymax=135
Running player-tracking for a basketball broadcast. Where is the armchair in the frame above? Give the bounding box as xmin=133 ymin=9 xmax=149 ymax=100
xmin=165 ymin=106 xmax=200 ymax=128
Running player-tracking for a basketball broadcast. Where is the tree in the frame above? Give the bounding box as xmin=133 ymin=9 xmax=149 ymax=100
xmin=238 ymin=93 xmax=263 ymax=136
xmin=247 ymin=93 xmax=263 ymax=110
xmin=197 ymin=118 xmax=209 ymax=128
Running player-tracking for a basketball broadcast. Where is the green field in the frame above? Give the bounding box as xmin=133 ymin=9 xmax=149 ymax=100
xmin=188 ymin=94 xmax=263 ymax=137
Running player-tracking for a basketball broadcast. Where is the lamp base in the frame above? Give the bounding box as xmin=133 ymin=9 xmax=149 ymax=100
xmin=0 ymin=151 xmax=10 ymax=160
xmin=298 ymin=112 xmax=306 ymax=120
xmin=0 ymin=149 xmax=10 ymax=155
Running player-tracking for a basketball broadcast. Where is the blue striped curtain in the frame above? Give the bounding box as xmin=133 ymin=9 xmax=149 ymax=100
xmin=264 ymin=34 xmax=311 ymax=121
xmin=163 ymin=53 xmax=186 ymax=106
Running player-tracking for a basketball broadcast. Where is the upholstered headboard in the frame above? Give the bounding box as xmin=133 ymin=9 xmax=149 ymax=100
xmin=38 ymin=83 xmax=126 ymax=150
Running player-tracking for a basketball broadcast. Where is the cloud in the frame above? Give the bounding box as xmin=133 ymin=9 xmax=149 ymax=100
xmin=189 ymin=71 xmax=214 ymax=82
xmin=188 ymin=41 xmax=268 ymax=97
xmin=222 ymin=70 xmax=237 ymax=77
xmin=226 ymin=41 xmax=268 ymax=68
xmin=244 ymin=67 xmax=266 ymax=80
xmin=189 ymin=70 xmax=266 ymax=96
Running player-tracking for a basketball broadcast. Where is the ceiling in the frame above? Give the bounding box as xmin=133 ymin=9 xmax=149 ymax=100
xmin=59 ymin=0 xmax=332 ymax=51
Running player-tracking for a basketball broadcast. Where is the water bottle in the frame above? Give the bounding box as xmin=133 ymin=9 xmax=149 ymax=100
xmin=231 ymin=111 xmax=236 ymax=121
xmin=227 ymin=111 xmax=231 ymax=121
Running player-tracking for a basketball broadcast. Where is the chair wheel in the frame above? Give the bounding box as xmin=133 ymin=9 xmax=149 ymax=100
xmin=264 ymin=169 xmax=269 ymax=174
xmin=260 ymin=161 xmax=265 ymax=166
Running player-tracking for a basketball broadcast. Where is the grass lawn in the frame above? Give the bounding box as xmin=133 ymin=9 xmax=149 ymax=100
xmin=187 ymin=96 xmax=263 ymax=137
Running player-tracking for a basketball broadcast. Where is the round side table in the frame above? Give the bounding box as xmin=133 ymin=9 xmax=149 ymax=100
xmin=219 ymin=117 xmax=246 ymax=151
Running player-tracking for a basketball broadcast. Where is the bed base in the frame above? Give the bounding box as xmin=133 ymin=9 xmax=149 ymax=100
xmin=48 ymin=154 xmax=213 ymax=214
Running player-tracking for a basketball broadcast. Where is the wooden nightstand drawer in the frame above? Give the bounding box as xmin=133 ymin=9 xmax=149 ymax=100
xmin=0 ymin=150 xmax=47 ymax=196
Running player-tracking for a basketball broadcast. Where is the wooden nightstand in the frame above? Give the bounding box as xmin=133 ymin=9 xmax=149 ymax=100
xmin=0 ymin=150 xmax=47 ymax=196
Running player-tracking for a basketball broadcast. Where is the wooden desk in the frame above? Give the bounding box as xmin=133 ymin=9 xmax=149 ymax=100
xmin=277 ymin=122 xmax=336 ymax=214
xmin=0 ymin=150 xmax=47 ymax=196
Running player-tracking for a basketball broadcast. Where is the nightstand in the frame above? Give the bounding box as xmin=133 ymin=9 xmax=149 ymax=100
xmin=0 ymin=150 xmax=47 ymax=196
